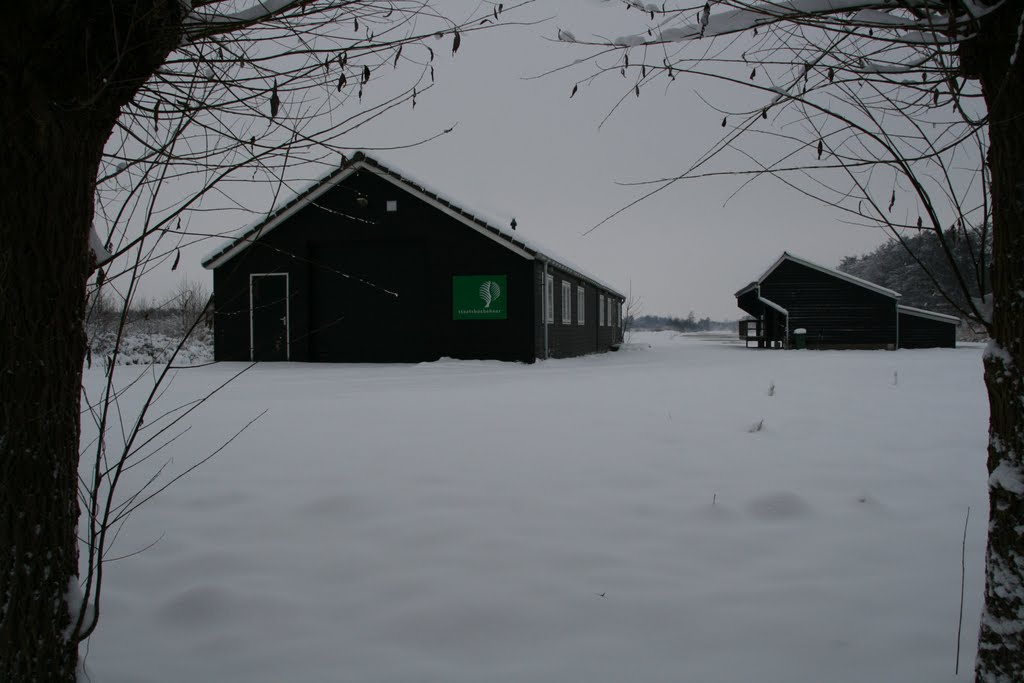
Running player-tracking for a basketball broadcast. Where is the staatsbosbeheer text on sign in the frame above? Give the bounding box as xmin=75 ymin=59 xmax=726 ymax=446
xmin=453 ymin=275 xmax=508 ymax=320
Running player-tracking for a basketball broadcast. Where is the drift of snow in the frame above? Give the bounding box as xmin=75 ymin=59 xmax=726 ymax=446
xmin=183 ymin=0 xmax=296 ymax=29
xmin=989 ymin=462 xmax=1024 ymax=495
xmin=80 ymin=332 xmax=989 ymax=683
xmin=88 ymin=225 xmax=112 ymax=267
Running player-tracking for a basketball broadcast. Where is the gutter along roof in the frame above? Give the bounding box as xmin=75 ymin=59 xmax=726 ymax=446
xmin=202 ymin=152 xmax=625 ymax=299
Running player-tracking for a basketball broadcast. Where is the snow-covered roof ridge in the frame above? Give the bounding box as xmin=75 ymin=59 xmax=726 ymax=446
xmin=734 ymin=281 xmax=758 ymax=297
xmin=737 ymin=251 xmax=903 ymax=300
xmin=897 ymin=304 xmax=960 ymax=324
xmin=781 ymin=251 xmax=903 ymax=298
xmin=202 ymin=152 xmax=625 ymax=298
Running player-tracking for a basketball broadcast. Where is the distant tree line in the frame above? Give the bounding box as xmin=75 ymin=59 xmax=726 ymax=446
xmin=838 ymin=228 xmax=989 ymax=323
xmin=629 ymin=312 xmax=729 ymax=333
xmin=88 ymin=278 xmax=210 ymax=337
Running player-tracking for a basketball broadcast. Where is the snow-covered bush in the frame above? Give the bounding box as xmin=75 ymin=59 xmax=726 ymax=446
xmin=86 ymin=288 xmax=212 ymax=367
xmin=87 ymin=329 xmax=211 ymax=367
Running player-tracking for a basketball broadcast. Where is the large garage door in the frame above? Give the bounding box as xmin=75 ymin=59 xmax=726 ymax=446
xmin=308 ymin=244 xmax=428 ymax=362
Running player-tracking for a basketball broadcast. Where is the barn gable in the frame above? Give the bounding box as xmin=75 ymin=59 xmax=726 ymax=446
xmin=744 ymin=252 xmax=902 ymax=299
xmin=203 ymin=153 xmax=619 ymax=295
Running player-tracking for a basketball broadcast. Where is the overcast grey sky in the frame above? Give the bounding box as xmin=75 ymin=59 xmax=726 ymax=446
xmin=149 ymin=0 xmax=893 ymax=320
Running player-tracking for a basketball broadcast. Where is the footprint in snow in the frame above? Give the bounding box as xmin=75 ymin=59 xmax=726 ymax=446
xmin=746 ymin=492 xmax=811 ymax=520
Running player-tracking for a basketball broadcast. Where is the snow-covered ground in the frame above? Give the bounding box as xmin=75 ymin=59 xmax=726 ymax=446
xmin=80 ymin=331 xmax=990 ymax=683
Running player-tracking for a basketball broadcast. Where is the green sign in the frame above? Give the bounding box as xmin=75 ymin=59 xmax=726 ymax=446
xmin=453 ymin=275 xmax=507 ymax=320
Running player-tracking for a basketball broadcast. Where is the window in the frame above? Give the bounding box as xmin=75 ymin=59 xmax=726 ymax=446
xmin=545 ymin=274 xmax=554 ymax=323
xmin=599 ymin=294 xmax=605 ymax=326
xmin=561 ymin=281 xmax=572 ymax=324
xmin=577 ymin=286 xmax=585 ymax=325
xmin=616 ymin=301 xmax=622 ymax=328
xmin=608 ymin=298 xmax=614 ymax=328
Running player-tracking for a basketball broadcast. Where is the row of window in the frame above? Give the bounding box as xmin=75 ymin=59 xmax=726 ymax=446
xmin=544 ymin=274 xmax=620 ymax=327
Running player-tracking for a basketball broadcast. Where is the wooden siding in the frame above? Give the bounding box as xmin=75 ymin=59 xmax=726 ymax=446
xmin=736 ymin=289 xmax=761 ymax=319
xmin=898 ymin=312 xmax=957 ymax=348
xmin=531 ymin=264 xmax=622 ymax=358
xmin=759 ymin=259 xmax=897 ymax=348
xmin=213 ymin=170 xmax=536 ymax=363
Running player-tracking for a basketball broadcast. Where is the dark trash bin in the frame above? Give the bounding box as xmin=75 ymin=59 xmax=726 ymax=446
xmin=792 ymin=328 xmax=807 ymax=349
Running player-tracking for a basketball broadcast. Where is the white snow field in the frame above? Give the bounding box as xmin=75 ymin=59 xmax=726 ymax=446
xmin=80 ymin=331 xmax=990 ymax=683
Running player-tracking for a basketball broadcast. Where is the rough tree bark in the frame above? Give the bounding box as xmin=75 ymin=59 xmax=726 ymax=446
xmin=961 ymin=3 xmax=1024 ymax=680
xmin=0 ymin=3 xmax=181 ymax=679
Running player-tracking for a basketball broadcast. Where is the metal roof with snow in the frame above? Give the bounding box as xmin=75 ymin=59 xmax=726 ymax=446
xmin=897 ymin=305 xmax=960 ymax=324
xmin=734 ymin=251 xmax=903 ymax=300
xmin=202 ymin=152 xmax=624 ymax=299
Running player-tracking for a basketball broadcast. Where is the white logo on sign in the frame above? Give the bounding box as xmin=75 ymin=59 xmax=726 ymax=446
xmin=479 ymin=280 xmax=502 ymax=308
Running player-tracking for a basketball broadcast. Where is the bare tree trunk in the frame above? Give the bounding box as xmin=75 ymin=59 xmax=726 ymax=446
xmin=963 ymin=4 xmax=1024 ymax=680
xmin=0 ymin=112 xmax=101 ymax=683
xmin=0 ymin=4 xmax=181 ymax=679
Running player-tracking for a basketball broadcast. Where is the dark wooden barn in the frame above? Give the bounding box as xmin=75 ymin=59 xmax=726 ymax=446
xmin=202 ymin=153 xmax=624 ymax=363
xmin=735 ymin=252 xmax=958 ymax=349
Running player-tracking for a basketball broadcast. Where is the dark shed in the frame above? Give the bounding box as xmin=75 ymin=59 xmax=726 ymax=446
xmin=898 ymin=305 xmax=959 ymax=348
xmin=735 ymin=252 xmax=957 ymax=349
xmin=202 ymin=153 xmax=624 ymax=363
